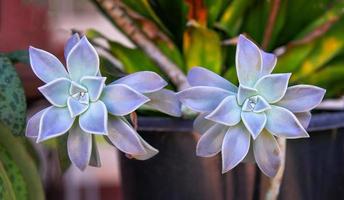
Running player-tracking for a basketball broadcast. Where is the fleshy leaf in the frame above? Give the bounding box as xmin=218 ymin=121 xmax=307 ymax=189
xmin=253 ymin=96 xmax=271 ymax=113
xmin=107 ymin=116 xmax=146 ymax=155
xmin=26 ymin=108 xmax=48 ymax=138
xmin=64 ymin=33 xmax=80 ymax=60
xmin=177 ymin=86 xmax=234 ymax=112
xmin=276 ymin=85 xmax=325 ymax=113
xmin=254 ymin=73 xmax=291 ymax=103
xmin=67 ymin=36 xmax=99 ymax=82
xmin=29 ymin=46 xmax=68 ymax=83
xmin=101 ymin=84 xmax=149 ymax=116
xmin=295 ymin=112 xmax=312 ymax=129
xmin=222 ymin=123 xmax=250 ymax=173
xmin=265 ymin=105 xmax=309 ymax=138
xmin=67 ymin=124 xmax=92 ymax=171
xmin=237 ymin=85 xmax=258 ymax=105
xmin=113 ymin=71 xmax=167 ymax=93
xmin=260 ymin=50 xmax=277 ymax=77
xmin=236 ymin=35 xmax=262 ymax=87
xmin=241 ymin=111 xmax=266 ymax=139
xmin=187 ymin=67 xmax=238 ymax=92
xmin=80 ymin=76 xmax=106 ymax=101
xmin=205 ymin=96 xmax=241 ymax=126
xmin=79 ymin=101 xmax=108 ymax=135
xmin=253 ymin=129 xmax=281 ymax=177
xmin=67 ymin=97 xmax=89 ymax=118
xmin=193 ymin=113 xmax=215 ymax=134
xmin=38 ymin=78 xmax=71 ymax=107
xmin=37 ymin=107 xmax=74 ymax=142
xmin=144 ymin=89 xmax=182 ymax=117
xmin=196 ymin=123 xmax=228 ymax=157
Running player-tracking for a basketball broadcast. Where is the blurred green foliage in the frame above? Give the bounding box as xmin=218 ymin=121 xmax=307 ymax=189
xmin=91 ymin=0 xmax=344 ymax=98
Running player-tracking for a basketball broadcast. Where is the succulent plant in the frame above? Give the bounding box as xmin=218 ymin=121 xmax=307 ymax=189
xmin=177 ymin=35 xmax=326 ymax=177
xmin=25 ymin=33 xmax=181 ymax=170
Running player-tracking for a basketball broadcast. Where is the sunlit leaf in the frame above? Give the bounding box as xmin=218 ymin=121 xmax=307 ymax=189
xmin=183 ymin=26 xmax=222 ymax=74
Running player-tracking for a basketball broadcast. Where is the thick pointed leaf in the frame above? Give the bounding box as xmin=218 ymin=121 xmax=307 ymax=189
xmin=67 ymin=124 xmax=92 ymax=171
xmin=236 ymin=35 xmax=262 ymax=87
xmin=253 ymin=129 xmax=281 ymax=177
xmin=144 ymin=89 xmax=182 ymax=117
xmin=67 ymin=36 xmax=99 ymax=82
xmin=276 ymin=85 xmax=325 ymax=113
xmin=205 ymin=96 xmax=241 ymax=126
xmin=37 ymin=106 xmax=74 ymax=142
xmin=241 ymin=111 xmax=266 ymax=139
xmin=196 ymin=124 xmax=228 ymax=157
xmin=29 ymin=46 xmax=68 ymax=83
xmin=295 ymin=112 xmax=312 ymax=129
xmin=177 ymin=86 xmax=233 ymax=112
xmin=114 ymin=71 xmax=167 ymax=93
xmin=265 ymin=105 xmax=309 ymax=138
xmin=187 ymin=67 xmax=237 ymax=92
xmin=237 ymin=85 xmax=258 ymax=105
xmin=26 ymin=108 xmax=48 ymax=138
xmin=222 ymin=123 xmax=251 ymax=173
xmin=38 ymin=78 xmax=71 ymax=107
xmin=254 ymin=73 xmax=291 ymax=103
xmin=64 ymin=33 xmax=80 ymax=59
xmin=193 ymin=113 xmax=215 ymax=134
xmin=101 ymin=84 xmax=149 ymax=116
xmin=80 ymin=76 xmax=106 ymax=101
xmin=67 ymin=97 xmax=89 ymax=118
xmin=79 ymin=101 xmax=108 ymax=135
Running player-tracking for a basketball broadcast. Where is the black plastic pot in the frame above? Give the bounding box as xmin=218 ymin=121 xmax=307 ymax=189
xmin=119 ymin=111 xmax=344 ymax=200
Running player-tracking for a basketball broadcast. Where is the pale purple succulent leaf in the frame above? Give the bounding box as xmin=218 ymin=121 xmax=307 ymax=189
xmin=132 ymin=133 xmax=159 ymax=160
xmin=37 ymin=106 xmax=74 ymax=142
xmin=107 ymin=116 xmax=146 ymax=155
xmin=38 ymin=78 xmax=71 ymax=107
xmin=119 ymin=117 xmax=159 ymax=160
xmin=67 ymin=97 xmax=89 ymax=118
xmin=265 ymin=105 xmax=309 ymax=138
xmin=64 ymin=33 xmax=80 ymax=60
xmin=275 ymin=85 xmax=326 ymax=113
xmin=193 ymin=113 xmax=215 ymax=134
xmin=101 ymin=84 xmax=149 ymax=116
xmin=177 ymin=86 xmax=234 ymax=113
xmin=295 ymin=112 xmax=312 ymax=129
xmin=236 ymin=35 xmax=262 ymax=87
xmin=187 ymin=67 xmax=238 ymax=92
xmin=205 ymin=96 xmax=241 ymax=126
xmin=237 ymin=85 xmax=258 ymax=105
xmin=144 ymin=89 xmax=182 ymax=117
xmin=253 ymin=96 xmax=271 ymax=113
xmin=89 ymin=135 xmax=101 ymax=167
xmin=80 ymin=76 xmax=106 ymax=101
xmin=254 ymin=73 xmax=291 ymax=103
xmin=260 ymin=50 xmax=277 ymax=77
xmin=222 ymin=123 xmax=250 ymax=173
xmin=69 ymin=81 xmax=87 ymax=95
xmin=29 ymin=46 xmax=69 ymax=83
xmin=196 ymin=123 xmax=228 ymax=157
xmin=67 ymin=36 xmax=99 ymax=82
xmin=253 ymin=129 xmax=281 ymax=177
xmin=26 ymin=107 xmax=49 ymax=138
xmin=79 ymin=101 xmax=108 ymax=135
xmin=67 ymin=123 xmax=92 ymax=171
xmin=241 ymin=111 xmax=267 ymax=139
xmin=114 ymin=71 xmax=167 ymax=93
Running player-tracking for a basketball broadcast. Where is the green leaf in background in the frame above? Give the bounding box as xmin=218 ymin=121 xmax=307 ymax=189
xmin=57 ymin=134 xmax=71 ymax=173
xmin=0 ymin=123 xmax=44 ymax=200
xmin=0 ymin=56 xmax=26 ymax=136
xmin=204 ymin=0 xmax=230 ymax=27
xmin=217 ymin=0 xmax=252 ymax=37
xmin=5 ymin=50 xmax=29 ymax=64
xmin=148 ymin=0 xmax=188 ymax=48
xmin=183 ymin=26 xmax=222 ymax=74
xmin=0 ymin=161 xmax=16 ymax=200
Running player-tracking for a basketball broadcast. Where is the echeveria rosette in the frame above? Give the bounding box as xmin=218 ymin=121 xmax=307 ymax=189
xmin=26 ymin=33 xmax=181 ymax=170
xmin=177 ymin=35 xmax=325 ymax=177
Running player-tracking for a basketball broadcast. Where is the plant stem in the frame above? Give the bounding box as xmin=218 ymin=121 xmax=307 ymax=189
xmin=93 ymin=0 xmax=189 ymax=90
xmin=262 ymin=0 xmax=281 ymax=50
xmin=265 ymin=137 xmax=286 ymax=200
